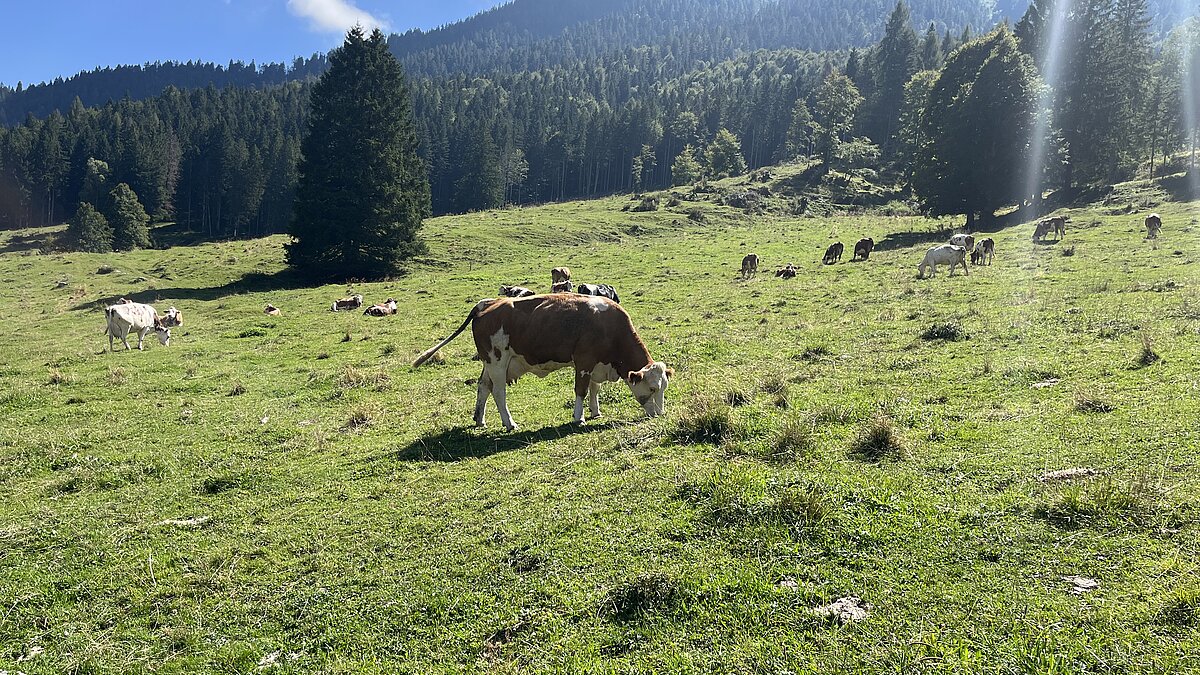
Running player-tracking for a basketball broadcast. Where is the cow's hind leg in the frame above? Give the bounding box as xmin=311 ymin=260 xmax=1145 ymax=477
xmin=474 ymin=368 xmax=492 ymax=427
xmin=573 ymin=370 xmax=590 ymax=424
xmin=588 ymin=381 xmax=603 ymax=420
xmin=487 ymin=363 xmax=518 ymax=432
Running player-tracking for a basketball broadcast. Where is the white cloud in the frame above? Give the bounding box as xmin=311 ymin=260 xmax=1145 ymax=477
xmin=287 ymin=0 xmax=390 ymax=33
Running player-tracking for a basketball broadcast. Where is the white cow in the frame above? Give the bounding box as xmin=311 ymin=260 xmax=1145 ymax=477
xmin=949 ymin=233 xmax=976 ymax=252
xmin=104 ymin=302 xmax=171 ymax=351
xmin=918 ymin=244 xmax=969 ymax=278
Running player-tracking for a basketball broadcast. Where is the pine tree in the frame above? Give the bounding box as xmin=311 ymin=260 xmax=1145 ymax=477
xmin=920 ymin=23 xmax=943 ymax=70
xmin=786 ymin=99 xmax=815 ymax=159
xmin=287 ymin=27 xmax=430 ymax=279
xmin=66 ymin=202 xmax=114 ymax=252
xmin=454 ymin=123 xmax=504 ymax=212
xmin=109 ymin=182 xmax=152 ymax=250
xmin=631 ymin=144 xmax=656 ymax=191
xmin=705 ymin=128 xmax=747 ymax=179
xmin=866 ymin=2 xmax=919 ymax=157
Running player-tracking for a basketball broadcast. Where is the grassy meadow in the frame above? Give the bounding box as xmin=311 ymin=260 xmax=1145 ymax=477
xmin=1 ymin=179 xmax=1199 ymax=673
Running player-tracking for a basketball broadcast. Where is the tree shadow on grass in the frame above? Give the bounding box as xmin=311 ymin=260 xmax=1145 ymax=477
xmin=0 ymin=230 xmax=56 ymax=254
xmin=381 ymin=420 xmax=618 ymax=462
xmin=74 ymin=268 xmax=329 ymax=310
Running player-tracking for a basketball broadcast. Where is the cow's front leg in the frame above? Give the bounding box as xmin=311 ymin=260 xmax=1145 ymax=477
xmin=588 ymin=381 xmax=603 ymax=419
xmin=573 ymin=369 xmax=591 ymax=424
xmin=474 ymin=367 xmax=492 ymax=427
xmin=487 ymin=363 xmax=517 ymax=432
xmin=137 ymin=327 xmax=149 ymax=350
xmin=122 ymin=329 xmax=132 ymax=351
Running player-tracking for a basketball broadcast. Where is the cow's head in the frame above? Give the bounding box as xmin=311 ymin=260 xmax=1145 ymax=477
xmin=627 ymin=361 xmax=673 ymax=417
xmin=153 ymin=319 xmax=172 ymax=346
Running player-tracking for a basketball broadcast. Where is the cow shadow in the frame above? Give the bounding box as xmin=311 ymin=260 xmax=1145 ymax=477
xmin=380 ymin=420 xmax=616 ymax=463
xmin=75 ymin=269 xmax=326 ymax=310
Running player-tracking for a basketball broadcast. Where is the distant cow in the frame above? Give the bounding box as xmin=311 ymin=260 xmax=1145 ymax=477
xmin=161 ymin=306 xmax=183 ymax=327
xmin=1035 ymin=216 xmax=1066 ymax=242
xmin=853 ymin=238 xmax=874 ymax=261
xmin=741 ymin=254 xmax=759 ymax=278
xmin=823 ymin=242 xmax=843 ymax=265
xmin=775 ymin=264 xmax=797 ymax=279
xmin=577 ymin=283 xmax=620 ymax=304
xmin=976 ymin=238 xmax=995 ymax=265
xmin=500 ymin=285 xmax=536 ymax=298
xmin=949 ymin=233 xmax=975 ymax=253
xmin=412 ymin=294 xmax=672 ymax=431
xmin=364 ymin=299 xmax=398 ymax=317
xmin=264 ymin=304 xmax=281 ymax=316
xmin=104 ymin=302 xmax=171 ymax=351
xmin=551 ymin=280 xmax=574 ymax=293
xmin=1145 ymin=213 xmax=1162 ymax=239
xmin=551 ymin=267 xmax=572 ymax=285
xmin=331 ymin=294 xmax=364 ymax=312
xmin=918 ymin=244 xmax=969 ymax=278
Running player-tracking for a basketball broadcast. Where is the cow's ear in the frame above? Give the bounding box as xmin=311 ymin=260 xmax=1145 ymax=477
xmin=665 ymin=367 xmax=675 ymax=378
xmin=628 ymin=371 xmax=643 ymax=384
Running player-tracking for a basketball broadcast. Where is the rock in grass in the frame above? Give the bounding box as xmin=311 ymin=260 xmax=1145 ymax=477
xmin=1062 ymin=575 xmax=1099 ymax=594
xmin=1038 ymin=467 xmax=1098 ymax=482
xmin=158 ymin=516 xmax=211 ymax=528
xmin=813 ymin=596 xmax=870 ymax=624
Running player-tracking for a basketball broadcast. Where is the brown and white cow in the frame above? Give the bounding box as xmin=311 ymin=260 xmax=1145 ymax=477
xmin=331 ymin=294 xmax=364 ymax=312
xmin=1034 ymin=216 xmax=1066 ymax=242
xmin=741 ymin=254 xmax=759 ymax=278
xmin=1145 ymin=213 xmax=1162 ymax=239
xmin=551 ymin=267 xmax=572 ymax=285
xmin=364 ymin=299 xmax=398 ymax=317
xmin=949 ymin=233 xmax=975 ymax=253
xmin=104 ymin=302 xmax=171 ymax=351
xmin=161 ymin=306 xmax=183 ymax=327
xmin=413 ymin=294 xmax=672 ymax=431
xmin=500 ymin=285 xmax=536 ymax=298
xmin=264 ymin=304 xmax=282 ymax=316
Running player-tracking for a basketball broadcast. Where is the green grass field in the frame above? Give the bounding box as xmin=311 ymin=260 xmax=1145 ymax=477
xmin=1 ymin=183 xmax=1198 ymax=673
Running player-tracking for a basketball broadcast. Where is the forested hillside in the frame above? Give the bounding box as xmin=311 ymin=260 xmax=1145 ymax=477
xmin=0 ymin=0 xmax=1197 ymax=241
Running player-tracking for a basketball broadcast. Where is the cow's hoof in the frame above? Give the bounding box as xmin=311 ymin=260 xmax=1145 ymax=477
xmin=474 ymin=420 xmax=486 ymax=428
xmin=587 ymin=413 xmax=602 ymax=420
xmin=572 ymin=419 xmax=584 ymax=426
xmin=504 ymin=424 xmax=519 ymax=433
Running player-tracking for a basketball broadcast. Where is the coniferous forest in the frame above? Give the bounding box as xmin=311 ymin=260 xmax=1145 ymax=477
xmin=0 ymin=0 xmax=1197 ymax=245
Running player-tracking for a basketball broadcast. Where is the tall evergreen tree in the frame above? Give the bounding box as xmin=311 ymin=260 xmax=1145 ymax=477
xmin=109 ymin=182 xmax=152 ymax=250
xmin=920 ymin=23 xmax=943 ymax=70
xmin=454 ymin=123 xmax=504 ymax=212
xmin=287 ymin=27 xmax=430 ymax=279
xmin=866 ymin=2 xmax=919 ymax=156
xmin=66 ymin=202 xmax=114 ymax=252
xmin=913 ymin=29 xmax=1038 ymax=224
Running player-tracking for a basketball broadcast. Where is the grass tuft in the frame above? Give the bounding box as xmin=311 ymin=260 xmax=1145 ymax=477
xmin=920 ymin=321 xmax=969 ymax=342
xmin=227 ymin=382 xmax=247 ymax=397
xmin=47 ymin=369 xmax=69 ymax=386
xmin=1037 ymin=475 xmax=1183 ymax=530
xmin=344 ymin=404 xmax=375 ymax=430
xmin=724 ymin=389 xmax=751 ymax=407
xmin=671 ymin=397 xmax=738 ymax=445
xmin=107 ymin=367 xmax=128 ymax=386
xmin=601 ymin=573 xmax=684 ymax=621
xmin=768 ymin=418 xmax=816 ymax=463
xmin=1159 ymin=588 xmax=1200 ymax=627
xmin=849 ymin=414 xmax=907 ymax=461
xmin=1073 ymin=389 xmax=1114 ymax=414
xmin=1137 ymin=330 xmax=1161 ymax=367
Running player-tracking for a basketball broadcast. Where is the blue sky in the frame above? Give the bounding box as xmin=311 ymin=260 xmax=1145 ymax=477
xmin=0 ymin=0 xmax=502 ymax=87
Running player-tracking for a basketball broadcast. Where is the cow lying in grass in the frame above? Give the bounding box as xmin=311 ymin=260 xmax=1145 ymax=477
xmin=331 ymin=294 xmax=364 ymax=312
xmin=577 ymin=283 xmax=620 ymax=304
xmin=364 ymin=299 xmax=398 ymax=317
xmin=413 ymin=294 xmax=672 ymax=431
xmin=104 ymin=302 xmax=171 ymax=351
xmin=918 ymin=244 xmax=968 ymax=278
xmin=775 ymin=264 xmax=797 ymax=279
xmin=500 ymin=285 xmax=536 ymax=298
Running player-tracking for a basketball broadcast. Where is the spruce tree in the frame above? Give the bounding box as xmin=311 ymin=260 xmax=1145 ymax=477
xmin=453 ymin=123 xmax=504 ymax=212
xmin=671 ymin=146 xmax=702 ymax=186
xmin=920 ymin=23 xmax=943 ymax=70
xmin=866 ymin=1 xmax=919 ymax=157
xmin=109 ymin=182 xmax=152 ymax=250
xmin=67 ymin=202 xmax=114 ymax=253
xmin=287 ymin=27 xmax=430 ymax=279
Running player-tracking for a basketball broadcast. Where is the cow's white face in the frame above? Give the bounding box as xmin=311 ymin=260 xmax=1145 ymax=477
xmin=628 ymin=361 xmax=673 ymax=417
xmin=155 ymin=325 xmax=171 ymax=346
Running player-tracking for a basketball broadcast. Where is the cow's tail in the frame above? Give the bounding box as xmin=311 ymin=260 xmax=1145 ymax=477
xmin=412 ymin=300 xmax=490 ymax=368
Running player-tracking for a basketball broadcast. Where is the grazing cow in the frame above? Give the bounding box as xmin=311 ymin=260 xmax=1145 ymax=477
xmin=741 ymin=254 xmax=759 ymax=278
xmin=577 ymin=283 xmax=620 ymax=304
xmin=853 ymin=238 xmax=875 ymax=261
xmin=364 ymin=299 xmax=398 ymax=317
xmin=500 ymin=285 xmax=536 ymax=298
xmin=104 ymin=302 xmax=170 ymax=351
xmin=331 ymin=294 xmax=364 ymax=312
xmin=918 ymin=244 xmax=969 ymax=278
xmin=976 ymin=238 xmax=995 ymax=265
xmin=1034 ymin=216 xmax=1066 ymax=242
xmin=264 ymin=304 xmax=281 ymax=316
xmin=775 ymin=264 xmax=797 ymax=279
xmin=1145 ymin=213 xmax=1162 ymax=239
xmin=412 ymin=294 xmax=673 ymax=431
xmin=949 ymin=233 xmax=975 ymax=253
xmin=823 ymin=242 xmax=843 ymax=265
xmin=551 ymin=267 xmax=572 ymax=285
xmin=551 ymin=280 xmax=574 ymax=293
xmin=971 ymin=249 xmax=984 ymax=265
xmin=161 ymin=306 xmax=183 ymax=327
